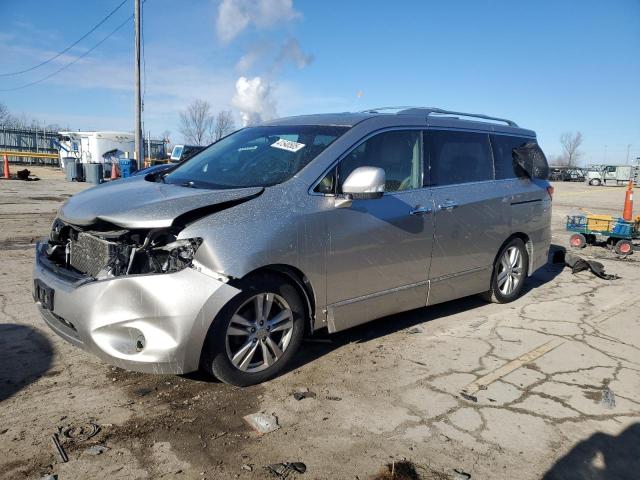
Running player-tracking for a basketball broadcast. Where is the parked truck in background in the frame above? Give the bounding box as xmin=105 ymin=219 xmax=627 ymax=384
xmin=586 ymin=164 xmax=639 ymax=186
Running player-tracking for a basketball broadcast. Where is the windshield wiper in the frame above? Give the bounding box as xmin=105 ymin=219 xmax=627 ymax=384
xmin=181 ymin=181 xmax=196 ymax=188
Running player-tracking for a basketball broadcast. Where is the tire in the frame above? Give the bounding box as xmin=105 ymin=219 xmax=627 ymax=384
xmin=590 ymin=179 xmax=601 ymax=186
xmin=481 ymin=238 xmax=529 ymax=304
xmin=614 ymin=239 xmax=633 ymax=256
xmin=585 ymin=234 xmax=597 ymax=245
xmin=569 ymin=233 xmax=587 ymax=249
xmin=201 ymin=272 xmax=305 ymax=386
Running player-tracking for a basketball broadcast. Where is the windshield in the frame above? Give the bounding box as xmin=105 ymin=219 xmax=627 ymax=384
xmin=164 ymin=125 xmax=349 ymax=189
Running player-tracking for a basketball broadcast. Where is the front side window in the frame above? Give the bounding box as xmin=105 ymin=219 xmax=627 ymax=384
xmin=426 ymin=130 xmax=493 ymax=186
xmin=337 ymin=130 xmax=423 ymax=193
xmin=165 ymin=125 xmax=348 ymax=189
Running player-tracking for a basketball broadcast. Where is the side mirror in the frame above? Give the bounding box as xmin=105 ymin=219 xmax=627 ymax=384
xmin=335 ymin=166 xmax=385 ymax=208
xmin=342 ymin=166 xmax=385 ymax=199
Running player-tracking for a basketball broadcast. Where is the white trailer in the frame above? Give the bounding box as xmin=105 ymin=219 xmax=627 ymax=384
xmin=58 ymin=131 xmax=135 ymax=169
xmin=586 ymin=164 xmax=639 ymax=186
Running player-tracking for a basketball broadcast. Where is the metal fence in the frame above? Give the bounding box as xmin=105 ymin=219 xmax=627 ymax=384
xmin=0 ymin=125 xmax=60 ymax=166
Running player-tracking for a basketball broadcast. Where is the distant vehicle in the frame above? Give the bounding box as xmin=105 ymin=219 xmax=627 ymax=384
xmin=586 ymin=165 xmax=637 ymax=186
xmin=170 ymin=144 xmax=205 ymax=163
xmin=132 ymin=144 xmax=205 ymax=177
xmin=549 ymin=167 xmax=586 ymax=182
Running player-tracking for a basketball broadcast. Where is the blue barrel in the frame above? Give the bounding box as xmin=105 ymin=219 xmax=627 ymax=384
xmin=84 ymin=163 xmax=104 ymax=184
xmin=118 ymin=159 xmax=138 ymax=178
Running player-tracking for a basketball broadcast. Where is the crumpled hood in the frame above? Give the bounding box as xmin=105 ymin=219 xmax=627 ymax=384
xmin=58 ymin=176 xmax=263 ymax=229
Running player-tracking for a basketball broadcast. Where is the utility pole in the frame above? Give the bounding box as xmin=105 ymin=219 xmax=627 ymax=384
xmin=626 ymin=144 xmax=631 ymax=165
xmin=134 ymin=0 xmax=143 ymax=164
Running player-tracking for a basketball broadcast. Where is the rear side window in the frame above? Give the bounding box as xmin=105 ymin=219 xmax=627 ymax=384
xmin=491 ymin=135 xmax=548 ymax=180
xmin=491 ymin=135 xmax=530 ymax=179
xmin=426 ymin=130 xmax=493 ymax=186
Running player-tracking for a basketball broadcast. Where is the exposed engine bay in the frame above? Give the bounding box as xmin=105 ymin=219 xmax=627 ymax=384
xmin=45 ymin=218 xmax=202 ymax=279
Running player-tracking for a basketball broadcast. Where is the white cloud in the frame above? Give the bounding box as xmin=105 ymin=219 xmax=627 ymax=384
xmin=216 ymin=0 xmax=301 ymax=43
xmin=274 ymin=38 xmax=314 ymax=71
xmin=231 ymin=76 xmax=276 ymax=126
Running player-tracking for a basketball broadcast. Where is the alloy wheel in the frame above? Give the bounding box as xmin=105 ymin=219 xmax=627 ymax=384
xmin=225 ymin=292 xmax=294 ymax=373
xmin=497 ymin=246 xmax=524 ymax=296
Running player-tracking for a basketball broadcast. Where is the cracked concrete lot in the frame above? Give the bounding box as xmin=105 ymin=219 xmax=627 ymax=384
xmin=1 ymin=169 xmax=639 ymax=479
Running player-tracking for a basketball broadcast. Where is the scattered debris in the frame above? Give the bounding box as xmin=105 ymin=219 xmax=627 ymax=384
xmin=293 ymin=391 xmax=316 ymax=401
xmin=265 ymin=462 xmax=307 ymax=478
xmin=460 ymin=392 xmax=478 ymax=403
xmin=241 ymin=464 xmax=253 ymax=472
xmin=61 ymin=422 xmax=100 ymax=442
xmin=601 ymin=386 xmax=616 ymax=409
xmin=452 ymin=468 xmax=472 ymax=479
xmin=40 ymin=475 xmax=58 ymax=480
xmin=243 ymin=412 xmax=280 ymax=435
xmin=325 ymin=396 xmax=342 ymax=401
xmin=51 ymin=433 xmax=68 ymax=463
xmin=370 ymin=460 xmax=421 ymax=480
xmin=561 ymin=251 xmax=619 ymax=280
xmin=85 ymin=444 xmax=110 ymax=455
xmin=407 ymin=327 xmax=423 ymax=334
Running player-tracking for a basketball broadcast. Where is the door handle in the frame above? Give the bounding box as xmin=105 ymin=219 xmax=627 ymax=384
xmin=409 ymin=205 xmax=433 ymax=216
xmin=438 ymin=200 xmax=458 ymax=211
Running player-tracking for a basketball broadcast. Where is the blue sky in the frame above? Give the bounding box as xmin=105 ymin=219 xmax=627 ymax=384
xmin=0 ymin=0 xmax=638 ymax=163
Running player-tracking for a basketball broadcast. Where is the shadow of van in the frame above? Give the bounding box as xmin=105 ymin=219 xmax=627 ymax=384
xmin=0 ymin=324 xmax=53 ymax=402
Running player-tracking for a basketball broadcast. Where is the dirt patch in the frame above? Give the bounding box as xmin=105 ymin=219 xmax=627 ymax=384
xmin=0 ymin=236 xmax=36 ymax=250
xmin=370 ymin=460 xmax=453 ymax=480
xmin=27 ymin=195 xmax=71 ymax=202
xmin=102 ymin=368 xmax=265 ymax=477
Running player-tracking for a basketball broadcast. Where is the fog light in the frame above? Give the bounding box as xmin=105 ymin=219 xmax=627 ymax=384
xmin=135 ymin=334 xmax=146 ymax=352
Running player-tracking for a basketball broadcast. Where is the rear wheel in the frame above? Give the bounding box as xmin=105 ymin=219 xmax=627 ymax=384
xmin=570 ymin=233 xmax=587 ymax=249
xmin=590 ymin=179 xmax=601 ymax=186
xmin=481 ymin=238 xmax=528 ymax=303
xmin=201 ymin=273 xmax=305 ymax=386
xmin=614 ymin=239 xmax=633 ymax=256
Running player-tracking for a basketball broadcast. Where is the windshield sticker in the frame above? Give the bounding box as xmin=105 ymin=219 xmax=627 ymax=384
xmin=238 ymin=146 xmax=258 ymax=151
xmin=271 ymin=138 xmax=306 ymax=153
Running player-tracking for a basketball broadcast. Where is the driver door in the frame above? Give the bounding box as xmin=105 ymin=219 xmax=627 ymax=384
xmin=322 ymin=129 xmax=435 ymax=332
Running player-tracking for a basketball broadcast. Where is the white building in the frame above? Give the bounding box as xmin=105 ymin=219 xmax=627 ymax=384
xmin=58 ymin=131 xmax=135 ymax=169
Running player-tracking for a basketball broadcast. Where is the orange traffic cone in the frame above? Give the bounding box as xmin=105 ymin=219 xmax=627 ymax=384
xmin=3 ymin=154 xmax=9 ymax=179
xmin=110 ymin=160 xmax=119 ymax=180
xmin=622 ymin=180 xmax=634 ymax=221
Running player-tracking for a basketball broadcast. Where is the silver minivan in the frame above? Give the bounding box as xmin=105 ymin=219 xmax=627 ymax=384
xmin=33 ymin=107 xmax=552 ymax=386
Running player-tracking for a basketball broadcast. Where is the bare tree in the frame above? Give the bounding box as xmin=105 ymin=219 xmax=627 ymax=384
xmin=0 ymin=102 xmax=10 ymax=125
xmin=179 ymin=99 xmax=214 ymax=145
xmin=560 ymin=132 xmax=583 ymax=167
xmin=211 ymin=110 xmax=236 ymax=141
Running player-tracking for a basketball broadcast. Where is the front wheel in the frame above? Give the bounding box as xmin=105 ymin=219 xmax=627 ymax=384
xmin=201 ymin=273 xmax=305 ymax=386
xmin=481 ymin=238 xmax=529 ymax=304
xmin=589 ymin=179 xmax=601 ymax=186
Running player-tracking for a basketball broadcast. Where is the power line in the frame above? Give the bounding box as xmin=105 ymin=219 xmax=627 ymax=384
xmin=0 ymin=15 xmax=132 ymax=92
xmin=0 ymin=0 xmax=129 ymax=77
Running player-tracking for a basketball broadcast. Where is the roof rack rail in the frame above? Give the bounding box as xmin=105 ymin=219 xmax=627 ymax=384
xmin=360 ymin=106 xmax=518 ymax=127
xmin=400 ymin=107 xmax=518 ymax=127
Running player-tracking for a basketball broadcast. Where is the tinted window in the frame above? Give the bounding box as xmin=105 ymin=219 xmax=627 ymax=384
xmin=166 ymin=125 xmax=348 ymax=189
xmin=490 ymin=135 xmax=531 ymax=179
xmin=426 ymin=131 xmax=493 ymax=186
xmin=337 ymin=130 xmax=423 ymax=193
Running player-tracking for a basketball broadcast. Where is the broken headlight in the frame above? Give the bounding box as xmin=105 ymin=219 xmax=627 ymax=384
xmin=128 ymin=236 xmax=203 ymax=275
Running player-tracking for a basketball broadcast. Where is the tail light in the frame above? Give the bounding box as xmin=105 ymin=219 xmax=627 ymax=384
xmin=546 ymin=185 xmax=554 ymax=200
